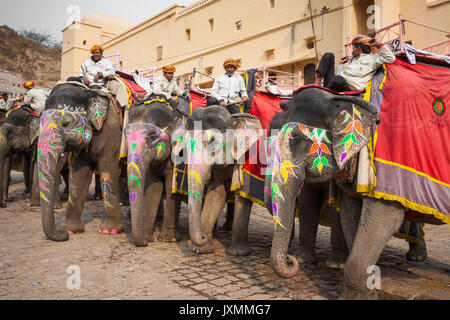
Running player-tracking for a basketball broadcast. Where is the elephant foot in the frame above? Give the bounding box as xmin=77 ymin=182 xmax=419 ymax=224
xmin=59 ymin=222 xmax=84 ymax=234
xmin=226 ymin=241 xmax=251 ymax=256
xmin=158 ymin=228 xmax=181 ymax=242
xmin=0 ymin=202 xmax=7 ymax=208
xmin=406 ymin=240 xmax=427 ymax=262
xmin=98 ymin=228 xmax=120 ymax=235
xmin=222 ymin=219 xmax=233 ymax=231
xmin=339 ymin=287 xmax=377 ymax=300
xmin=326 ymin=252 xmax=347 ymax=269
xmin=26 ymin=199 xmax=40 ymax=207
xmin=87 ymin=193 xmax=102 ymax=201
xmin=326 ymin=260 xmax=345 ymax=270
xmin=99 ymin=221 xmax=124 ymax=235
xmin=188 ymin=240 xmax=215 ymax=254
xmin=297 ymin=249 xmax=317 ymax=264
xmin=4 ymin=196 xmax=14 ymax=202
xmin=23 ymin=191 xmax=31 ymax=198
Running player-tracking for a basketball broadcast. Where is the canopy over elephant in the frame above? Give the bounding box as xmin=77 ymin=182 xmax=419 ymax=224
xmin=38 ymin=82 xmax=123 ymax=241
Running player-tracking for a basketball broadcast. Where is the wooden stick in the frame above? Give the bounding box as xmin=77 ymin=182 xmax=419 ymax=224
xmin=224 ymin=99 xmax=246 ymax=106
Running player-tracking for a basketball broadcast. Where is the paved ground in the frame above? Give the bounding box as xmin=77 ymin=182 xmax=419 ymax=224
xmin=0 ymin=172 xmax=449 ymax=300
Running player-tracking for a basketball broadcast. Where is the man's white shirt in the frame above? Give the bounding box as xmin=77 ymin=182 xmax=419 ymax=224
xmin=211 ymin=73 xmax=248 ymax=104
xmin=78 ymin=57 xmax=115 ymax=86
xmin=24 ymin=88 xmax=49 ymax=112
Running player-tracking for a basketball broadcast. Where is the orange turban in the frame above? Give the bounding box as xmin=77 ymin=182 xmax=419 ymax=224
xmin=351 ymin=34 xmax=372 ymax=46
xmin=162 ymin=65 xmax=176 ymax=73
xmin=23 ymin=81 xmax=35 ymax=88
xmin=223 ymin=58 xmax=239 ymax=69
xmin=90 ymin=44 xmax=104 ymax=54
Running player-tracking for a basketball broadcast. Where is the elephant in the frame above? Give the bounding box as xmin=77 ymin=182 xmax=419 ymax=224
xmin=38 ymin=83 xmax=123 ymax=241
xmin=0 ymin=108 xmax=40 ymax=207
xmin=269 ymin=108 xmax=348 ymax=269
xmin=185 ymin=105 xmax=263 ymax=255
xmin=264 ymin=87 xmax=380 ymax=279
xmin=125 ymin=100 xmax=187 ymax=246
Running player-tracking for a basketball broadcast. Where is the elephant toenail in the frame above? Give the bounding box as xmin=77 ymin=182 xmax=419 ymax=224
xmin=110 ymin=229 xmax=118 ymax=235
xmin=67 ymin=230 xmax=73 ymax=234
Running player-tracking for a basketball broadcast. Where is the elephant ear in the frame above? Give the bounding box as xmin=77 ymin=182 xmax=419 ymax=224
xmin=230 ymin=114 xmax=263 ymax=161
xmin=331 ymin=104 xmax=377 ymax=170
xmin=87 ymin=93 xmax=109 ymax=131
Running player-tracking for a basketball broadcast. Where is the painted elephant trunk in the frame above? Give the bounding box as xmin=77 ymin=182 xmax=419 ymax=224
xmin=37 ymin=135 xmax=68 ymax=241
xmin=188 ymin=162 xmax=211 ymax=247
xmin=128 ymin=144 xmax=149 ymax=247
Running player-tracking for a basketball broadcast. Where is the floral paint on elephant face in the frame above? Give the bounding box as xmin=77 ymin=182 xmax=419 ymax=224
xmin=334 ymin=105 xmax=364 ymax=166
xmin=37 ymin=109 xmax=91 ymax=203
xmin=265 ymin=123 xmax=300 ymax=229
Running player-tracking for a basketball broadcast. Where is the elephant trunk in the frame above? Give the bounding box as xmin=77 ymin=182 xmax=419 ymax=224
xmin=0 ymin=137 xmax=10 ymax=207
xmin=188 ymin=162 xmax=212 ymax=247
xmin=128 ymin=143 xmax=149 ymax=247
xmin=37 ymin=135 xmax=68 ymax=241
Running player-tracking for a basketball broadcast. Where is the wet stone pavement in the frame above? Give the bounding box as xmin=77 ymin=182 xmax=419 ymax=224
xmin=0 ymin=172 xmax=449 ymax=300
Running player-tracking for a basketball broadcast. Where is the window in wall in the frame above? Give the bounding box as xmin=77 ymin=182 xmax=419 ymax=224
xmin=265 ymin=49 xmax=275 ymax=61
xmin=306 ymin=37 xmax=315 ymax=49
xmin=83 ymin=40 xmax=87 ymax=45
xmin=156 ymin=46 xmax=163 ymax=62
xmin=185 ymin=28 xmax=191 ymax=41
xmin=235 ymin=20 xmax=242 ymax=30
xmin=209 ymin=18 xmax=214 ymax=31
xmin=303 ymin=63 xmax=316 ymax=85
xmin=270 ymin=0 xmax=276 ymax=8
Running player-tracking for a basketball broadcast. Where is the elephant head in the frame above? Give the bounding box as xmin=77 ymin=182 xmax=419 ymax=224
xmin=126 ymin=102 xmax=186 ymax=246
xmin=264 ymin=88 xmax=379 ymax=278
xmin=184 ymin=106 xmax=262 ymax=247
xmin=38 ymin=85 xmax=109 ymax=241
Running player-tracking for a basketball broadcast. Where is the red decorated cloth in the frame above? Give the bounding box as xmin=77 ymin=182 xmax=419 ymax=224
xmin=371 ymin=59 xmax=450 ymax=223
xmin=190 ymin=90 xmax=208 ymax=113
xmin=118 ymin=77 xmax=147 ymax=104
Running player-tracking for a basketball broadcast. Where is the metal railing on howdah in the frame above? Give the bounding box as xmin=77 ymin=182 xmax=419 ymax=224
xmin=344 ymin=14 xmax=450 ymax=57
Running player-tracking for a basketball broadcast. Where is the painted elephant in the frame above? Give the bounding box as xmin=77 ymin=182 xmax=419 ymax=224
xmin=185 ymin=106 xmax=263 ymax=255
xmin=264 ymin=87 xmax=379 ymax=278
xmin=38 ymin=83 xmax=123 ymax=241
xmin=0 ymin=108 xmax=40 ymax=207
xmin=269 ymin=109 xmax=348 ymax=269
xmin=126 ymin=101 xmax=187 ymax=246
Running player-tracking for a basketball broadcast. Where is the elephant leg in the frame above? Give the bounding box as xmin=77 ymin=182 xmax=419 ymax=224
xmin=222 ymin=202 xmax=234 ymax=231
xmin=141 ymin=178 xmax=164 ymax=242
xmin=226 ymin=194 xmax=252 ymax=256
xmin=342 ymin=198 xmax=404 ymax=299
xmin=22 ymin=151 xmax=32 ymax=196
xmin=97 ymin=161 xmax=123 ymax=234
xmin=406 ymin=238 xmax=427 ymax=262
xmin=159 ymin=172 xmax=181 ymax=242
xmin=3 ymin=155 xmax=13 ymax=202
xmin=326 ymin=206 xmax=348 ymax=269
xmin=339 ymin=190 xmax=362 ymax=251
xmin=27 ymin=160 xmax=40 ymax=207
xmin=189 ymin=178 xmax=228 ymax=254
xmin=60 ymin=157 xmax=92 ymax=234
xmin=296 ymin=185 xmax=321 ymax=264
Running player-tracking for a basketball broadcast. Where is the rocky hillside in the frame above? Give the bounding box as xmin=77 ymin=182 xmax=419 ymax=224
xmin=0 ymin=25 xmax=61 ymax=89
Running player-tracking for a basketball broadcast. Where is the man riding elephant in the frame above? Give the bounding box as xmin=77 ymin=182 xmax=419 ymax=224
xmin=147 ymin=64 xmax=191 ymax=110
xmin=314 ymin=35 xmax=396 ymax=92
xmin=78 ymin=45 xmax=115 ymax=88
xmin=210 ymin=58 xmax=250 ymax=114
xmin=22 ymin=81 xmax=49 ymax=114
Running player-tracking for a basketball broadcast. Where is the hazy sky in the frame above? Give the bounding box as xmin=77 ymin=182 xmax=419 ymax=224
xmin=0 ymin=0 xmax=199 ymax=41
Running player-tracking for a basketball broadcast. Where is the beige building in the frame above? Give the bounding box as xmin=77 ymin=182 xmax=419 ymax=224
xmin=61 ymin=0 xmax=450 ymax=88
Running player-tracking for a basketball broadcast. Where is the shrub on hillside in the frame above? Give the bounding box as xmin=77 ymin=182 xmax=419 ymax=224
xmin=19 ymin=28 xmax=61 ymax=51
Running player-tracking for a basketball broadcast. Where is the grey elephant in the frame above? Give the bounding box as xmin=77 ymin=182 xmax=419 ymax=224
xmin=183 ymin=105 xmax=263 ymax=255
xmin=38 ymin=83 xmax=123 ymax=241
xmin=0 ymin=108 xmax=40 ymax=207
xmin=264 ymin=87 xmax=380 ymax=279
xmin=126 ymin=100 xmax=187 ymax=246
xmin=269 ymin=109 xmax=348 ymax=269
